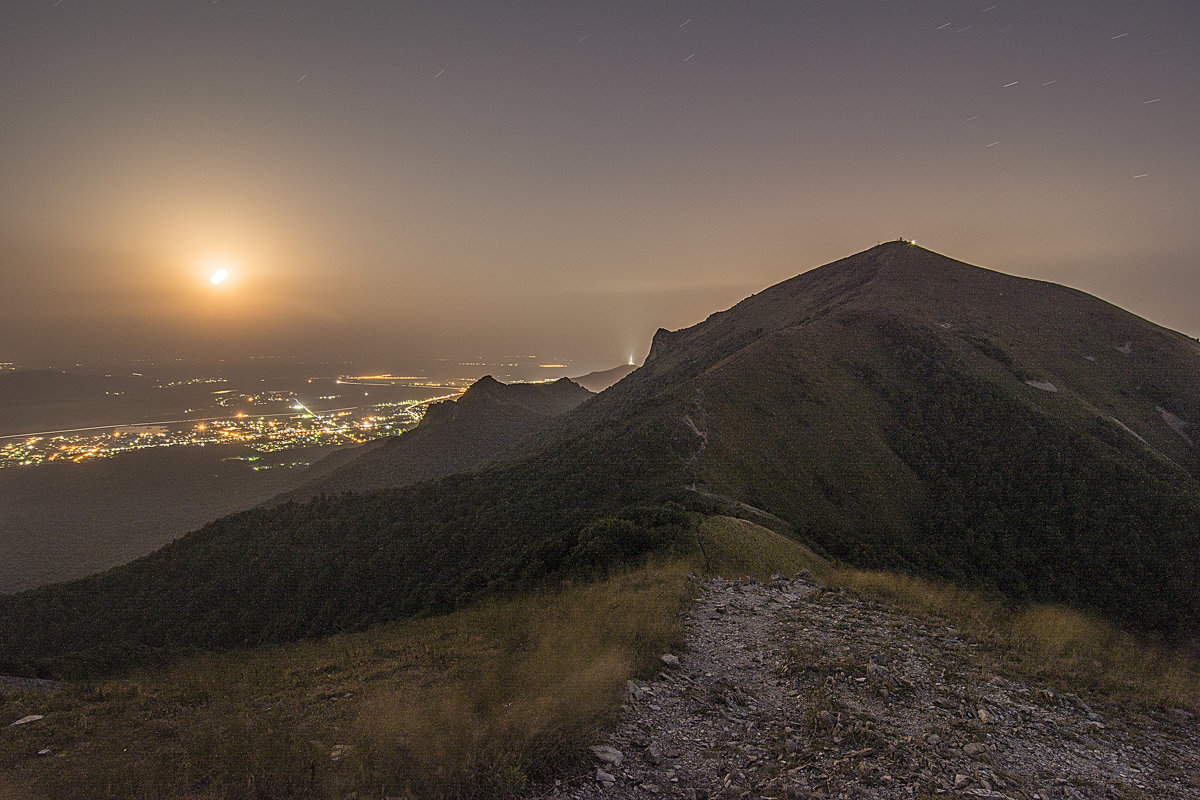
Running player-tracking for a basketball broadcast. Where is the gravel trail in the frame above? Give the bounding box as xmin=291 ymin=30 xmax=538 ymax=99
xmin=535 ymin=574 xmax=1199 ymax=799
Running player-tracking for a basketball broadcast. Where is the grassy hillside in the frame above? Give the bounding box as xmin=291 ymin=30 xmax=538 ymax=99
xmin=693 ymin=515 xmax=827 ymax=580
xmin=0 ymin=561 xmax=695 ymax=800
xmin=5 ymin=516 xmax=1194 ymax=800
xmin=0 ymin=516 xmax=820 ymax=800
xmin=565 ymin=243 xmax=1200 ymax=640
xmin=833 ymin=567 xmax=1200 ymax=709
xmin=690 ymin=311 xmax=1200 ymax=638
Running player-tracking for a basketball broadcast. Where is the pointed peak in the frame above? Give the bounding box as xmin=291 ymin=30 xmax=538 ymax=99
xmin=549 ymin=377 xmax=591 ymax=393
xmin=459 ymin=375 xmax=505 ymax=400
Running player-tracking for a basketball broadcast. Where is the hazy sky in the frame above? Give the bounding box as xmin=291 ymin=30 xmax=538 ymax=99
xmin=2 ymin=1 xmax=1198 ymax=370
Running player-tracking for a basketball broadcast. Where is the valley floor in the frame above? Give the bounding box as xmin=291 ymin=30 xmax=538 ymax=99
xmin=538 ymin=574 xmax=1199 ymax=800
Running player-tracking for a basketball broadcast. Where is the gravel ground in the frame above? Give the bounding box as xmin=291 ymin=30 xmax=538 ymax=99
xmin=533 ymin=574 xmax=1199 ymax=800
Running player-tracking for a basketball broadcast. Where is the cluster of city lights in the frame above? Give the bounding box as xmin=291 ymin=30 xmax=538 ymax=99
xmin=0 ymin=396 xmax=459 ymax=470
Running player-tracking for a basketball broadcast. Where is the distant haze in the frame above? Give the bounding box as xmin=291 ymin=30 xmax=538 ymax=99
xmin=3 ymin=2 xmax=1199 ymax=368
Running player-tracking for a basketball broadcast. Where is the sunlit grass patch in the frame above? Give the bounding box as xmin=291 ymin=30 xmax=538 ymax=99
xmin=694 ymin=515 xmax=828 ymax=580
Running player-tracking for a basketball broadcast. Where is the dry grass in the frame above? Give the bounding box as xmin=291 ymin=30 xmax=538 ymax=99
xmin=696 ymin=512 xmax=1200 ymax=709
xmin=352 ymin=561 xmax=693 ymax=798
xmin=0 ymin=560 xmax=693 ymax=800
xmin=831 ymin=567 xmax=1200 ymax=710
xmin=0 ymin=515 xmax=819 ymax=800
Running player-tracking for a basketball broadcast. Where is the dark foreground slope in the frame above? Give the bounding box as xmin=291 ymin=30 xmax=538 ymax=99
xmin=3 ymin=243 xmax=1200 ymax=673
xmin=275 ymin=375 xmax=593 ymax=502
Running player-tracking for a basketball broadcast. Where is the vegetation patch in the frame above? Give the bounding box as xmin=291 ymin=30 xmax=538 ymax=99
xmin=830 ymin=567 xmax=1200 ymax=711
xmin=805 ymin=317 xmax=1200 ymax=642
xmin=0 ymin=561 xmax=693 ymax=800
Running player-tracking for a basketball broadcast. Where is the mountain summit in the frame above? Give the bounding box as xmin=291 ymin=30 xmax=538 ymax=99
xmin=571 ymin=241 xmax=1200 ymax=630
xmin=3 ymin=243 xmax=1199 ymax=671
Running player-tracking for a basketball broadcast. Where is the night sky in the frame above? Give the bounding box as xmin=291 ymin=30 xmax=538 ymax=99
xmin=3 ymin=1 xmax=1198 ymax=371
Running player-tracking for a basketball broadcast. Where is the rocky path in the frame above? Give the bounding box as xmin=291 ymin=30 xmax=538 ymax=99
xmin=535 ymin=575 xmax=1200 ymax=800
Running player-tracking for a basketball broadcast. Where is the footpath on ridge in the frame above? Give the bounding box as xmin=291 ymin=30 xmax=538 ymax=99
xmin=534 ymin=574 xmax=1199 ymax=800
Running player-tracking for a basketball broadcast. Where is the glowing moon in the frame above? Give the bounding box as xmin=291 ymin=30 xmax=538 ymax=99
xmin=204 ymin=256 xmax=236 ymax=287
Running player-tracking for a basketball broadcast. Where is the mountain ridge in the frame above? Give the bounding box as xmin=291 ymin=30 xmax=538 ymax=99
xmin=515 ymin=241 xmax=1200 ymax=632
xmin=587 ymin=242 xmax=1199 ymax=473
xmin=570 ymin=364 xmax=637 ymax=393
xmin=3 ymin=243 xmax=1199 ymax=674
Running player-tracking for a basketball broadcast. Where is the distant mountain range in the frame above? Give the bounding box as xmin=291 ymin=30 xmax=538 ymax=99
xmin=570 ymin=363 xmax=637 ymax=393
xmin=4 ymin=242 xmax=1199 ymax=673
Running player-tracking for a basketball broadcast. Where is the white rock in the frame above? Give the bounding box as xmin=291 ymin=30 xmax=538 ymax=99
xmin=9 ymin=714 xmax=44 ymax=726
xmin=660 ymin=653 xmax=681 ymax=668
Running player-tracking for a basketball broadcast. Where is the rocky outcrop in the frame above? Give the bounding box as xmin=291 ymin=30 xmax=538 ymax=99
xmin=645 ymin=328 xmax=682 ymax=363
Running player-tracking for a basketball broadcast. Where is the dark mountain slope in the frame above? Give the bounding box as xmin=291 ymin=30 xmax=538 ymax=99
xmin=274 ymin=376 xmax=593 ymax=501
xmin=3 ymin=243 xmax=1200 ymax=673
xmin=534 ymin=242 xmax=1200 ymax=633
